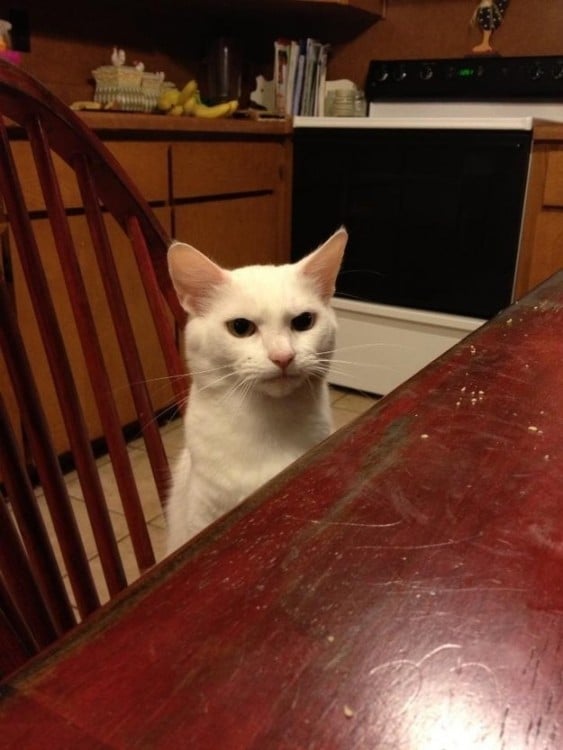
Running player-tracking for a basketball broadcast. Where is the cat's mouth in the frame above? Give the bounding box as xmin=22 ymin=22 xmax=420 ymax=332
xmin=265 ymin=372 xmax=301 ymax=383
xmin=257 ymin=371 xmax=304 ymax=397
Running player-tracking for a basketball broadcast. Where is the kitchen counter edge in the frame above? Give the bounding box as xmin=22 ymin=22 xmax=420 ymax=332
xmin=76 ymin=111 xmax=293 ymax=136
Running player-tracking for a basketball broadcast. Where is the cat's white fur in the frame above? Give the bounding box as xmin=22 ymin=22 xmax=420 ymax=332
xmin=165 ymin=227 xmax=347 ymax=552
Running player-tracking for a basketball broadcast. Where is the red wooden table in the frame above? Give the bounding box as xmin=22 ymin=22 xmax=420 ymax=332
xmin=2 ymin=272 xmax=563 ymax=749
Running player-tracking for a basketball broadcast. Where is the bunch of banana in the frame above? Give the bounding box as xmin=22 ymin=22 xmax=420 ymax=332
xmin=157 ymin=80 xmax=238 ymax=119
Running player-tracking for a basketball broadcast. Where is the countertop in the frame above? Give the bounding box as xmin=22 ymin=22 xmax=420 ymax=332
xmin=72 ymin=111 xmax=563 ymax=141
xmin=77 ymin=111 xmax=293 ymax=137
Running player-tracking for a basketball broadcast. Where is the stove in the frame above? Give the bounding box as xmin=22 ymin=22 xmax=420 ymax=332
xmin=365 ymin=55 xmax=563 ymax=100
xmin=296 ymin=55 xmax=563 ymax=130
xmin=292 ymin=56 xmax=563 ymax=396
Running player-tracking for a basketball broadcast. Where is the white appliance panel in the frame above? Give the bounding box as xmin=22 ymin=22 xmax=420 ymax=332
xmin=329 ymin=298 xmax=484 ymax=394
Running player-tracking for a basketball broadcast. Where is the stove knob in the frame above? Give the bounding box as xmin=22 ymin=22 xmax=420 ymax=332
xmin=552 ymin=61 xmax=563 ymax=80
xmin=372 ymin=63 xmax=389 ymax=83
xmin=392 ymin=64 xmax=407 ymax=82
xmin=529 ymin=62 xmax=544 ymax=81
xmin=419 ymin=64 xmax=433 ymax=81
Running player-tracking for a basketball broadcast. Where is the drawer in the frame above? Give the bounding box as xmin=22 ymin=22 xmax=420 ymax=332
xmin=10 ymin=141 xmax=169 ymax=212
xmin=171 ymin=142 xmax=280 ymax=199
xmin=11 ymin=141 xmax=83 ymax=211
xmin=544 ymin=150 xmax=563 ymax=207
xmin=105 ymin=142 xmax=169 ymax=203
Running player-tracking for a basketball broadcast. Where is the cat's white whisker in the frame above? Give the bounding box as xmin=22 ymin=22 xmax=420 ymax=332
xmin=186 ymin=363 xmax=233 ymax=378
xmin=127 ymin=373 xmax=188 ymax=386
xmin=219 ymin=374 xmax=254 ymax=407
xmin=326 ymin=341 xmax=419 ymax=356
xmin=326 ymin=357 xmax=404 ymax=375
xmin=197 ymin=369 xmax=239 ymax=394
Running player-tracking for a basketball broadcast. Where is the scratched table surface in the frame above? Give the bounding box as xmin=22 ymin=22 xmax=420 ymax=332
xmin=1 ymin=272 xmax=563 ymax=749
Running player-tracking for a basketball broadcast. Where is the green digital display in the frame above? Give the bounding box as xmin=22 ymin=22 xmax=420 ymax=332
xmin=458 ymin=68 xmax=475 ymax=77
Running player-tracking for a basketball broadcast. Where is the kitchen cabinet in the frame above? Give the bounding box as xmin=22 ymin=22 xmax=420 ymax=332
xmin=168 ymin=0 xmax=386 ymax=52
xmin=4 ymin=114 xmax=292 ymax=457
xmin=516 ymin=123 xmax=563 ymax=299
xmin=8 ymin=140 xmax=175 ymax=456
xmin=171 ymin=138 xmax=291 ymax=268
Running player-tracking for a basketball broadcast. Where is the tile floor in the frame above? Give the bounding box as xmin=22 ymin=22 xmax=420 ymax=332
xmin=40 ymin=386 xmax=378 ymax=608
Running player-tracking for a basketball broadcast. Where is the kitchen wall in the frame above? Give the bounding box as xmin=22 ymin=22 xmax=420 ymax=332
xmin=5 ymin=0 xmax=563 ymax=105
xmin=330 ymin=0 xmax=563 ymax=89
xmin=2 ymin=0 xmax=207 ymax=104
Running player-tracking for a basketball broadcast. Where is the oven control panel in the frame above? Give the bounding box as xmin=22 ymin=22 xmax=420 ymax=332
xmin=366 ymin=56 xmax=563 ymax=100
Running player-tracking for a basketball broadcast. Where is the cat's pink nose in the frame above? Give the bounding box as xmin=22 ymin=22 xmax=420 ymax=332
xmin=270 ymin=352 xmax=295 ymax=371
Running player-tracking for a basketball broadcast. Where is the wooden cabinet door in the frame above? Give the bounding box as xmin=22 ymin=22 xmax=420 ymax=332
xmin=92 ymin=208 xmax=177 ymax=431
xmin=174 ymin=195 xmax=279 ymax=269
xmin=11 ymin=218 xmax=78 ymax=455
xmin=104 ymin=142 xmax=170 ymax=204
xmin=527 ymin=212 xmax=563 ymax=291
xmin=11 ymin=207 xmax=175 ymax=456
xmin=517 ymin=143 xmax=563 ymax=297
xmin=170 ymin=139 xmax=291 ymax=268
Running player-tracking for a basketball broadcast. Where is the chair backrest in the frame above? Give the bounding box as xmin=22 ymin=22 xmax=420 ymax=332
xmin=0 ymin=59 xmax=187 ymax=676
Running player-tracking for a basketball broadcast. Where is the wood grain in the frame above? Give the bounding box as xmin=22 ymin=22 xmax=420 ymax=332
xmin=1 ymin=272 xmax=563 ymax=747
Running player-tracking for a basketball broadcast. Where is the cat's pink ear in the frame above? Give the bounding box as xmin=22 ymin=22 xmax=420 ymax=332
xmin=298 ymin=226 xmax=347 ymax=301
xmin=168 ymin=242 xmax=227 ymax=314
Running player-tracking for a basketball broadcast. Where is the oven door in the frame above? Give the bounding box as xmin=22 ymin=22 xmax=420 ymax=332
xmin=292 ymin=127 xmax=531 ymax=319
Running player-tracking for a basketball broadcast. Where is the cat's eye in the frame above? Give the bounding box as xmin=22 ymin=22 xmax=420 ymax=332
xmin=291 ymin=312 xmax=316 ymax=332
xmin=226 ymin=318 xmax=256 ymax=337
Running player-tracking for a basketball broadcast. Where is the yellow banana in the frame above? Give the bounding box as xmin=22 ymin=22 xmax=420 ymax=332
xmin=178 ymin=80 xmax=198 ymax=104
xmin=183 ymin=95 xmax=198 ymax=115
xmin=169 ymin=104 xmax=184 ymax=116
xmin=193 ymin=100 xmax=238 ymax=119
xmin=157 ymin=88 xmax=180 ymax=112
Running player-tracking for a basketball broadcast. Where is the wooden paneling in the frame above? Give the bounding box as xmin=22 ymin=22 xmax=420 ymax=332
xmin=174 ymin=195 xmax=279 ymax=269
xmin=11 ymin=218 xmax=75 ymax=455
xmin=10 ymin=143 xmax=83 ymax=212
xmin=104 ymin=143 xmax=170 ymax=204
xmin=101 ymin=207 xmax=176 ymax=429
xmin=527 ymin=212 xmax=563 ymax=290
xmin=9 ymin=141 xmax=170 ymax=212
xmin=543 ymin=150 xmax=563 ymax=207
xmin=517 ymin=133 xmax=563 ymax=300
xmin=10 ymin=207 xmax=175 ymax=455
xmin=171 ymin=141 xmax=280 ymax=199
xmin=170 ymin=135 xmax=291 ymax=269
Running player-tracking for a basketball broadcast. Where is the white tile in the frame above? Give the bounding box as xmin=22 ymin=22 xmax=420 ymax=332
xmin=331 ymin=407 xmax=361 ymax=431
xmin=329 ymin=386 xmax=347 ymax=405
xmin=63 ymin=448 xmax=165 ymax=524
xmin=335 ymin=391 xmax=378 ymax=414
xmin=35 ymin=491 xmax=129 ymax=569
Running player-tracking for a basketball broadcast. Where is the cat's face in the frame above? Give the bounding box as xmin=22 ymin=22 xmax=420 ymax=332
xmin=168 ymin=228 xmax=347 ymax=399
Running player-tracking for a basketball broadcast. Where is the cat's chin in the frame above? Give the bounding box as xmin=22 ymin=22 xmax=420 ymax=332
xmin=256 ymin=374 xmax=305 ymax=398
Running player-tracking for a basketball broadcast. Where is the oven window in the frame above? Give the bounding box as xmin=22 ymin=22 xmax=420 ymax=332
xmin=292 ymin=128 xmax=531 ymax=319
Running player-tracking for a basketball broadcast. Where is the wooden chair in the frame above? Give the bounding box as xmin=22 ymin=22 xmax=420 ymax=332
xmin=0 ymin=59 xmax=187 ymax=676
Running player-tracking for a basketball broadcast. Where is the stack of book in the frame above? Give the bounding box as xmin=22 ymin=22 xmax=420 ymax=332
xmin=274 ymin=38 xmax=330 ymax=117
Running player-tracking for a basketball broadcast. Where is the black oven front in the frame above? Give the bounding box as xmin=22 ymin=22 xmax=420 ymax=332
xmin=291 ymin=125 xmax=531 ymax=320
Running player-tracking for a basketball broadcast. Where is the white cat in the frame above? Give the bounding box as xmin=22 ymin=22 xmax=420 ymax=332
xmin=165 ymin=227 xmax=347 ymax=552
